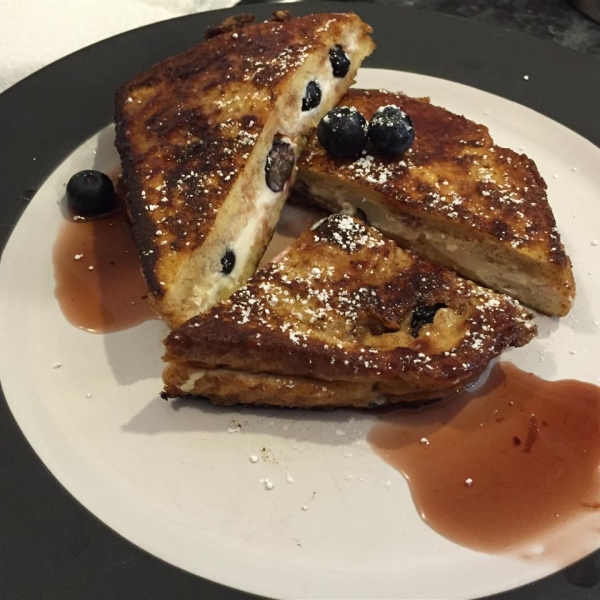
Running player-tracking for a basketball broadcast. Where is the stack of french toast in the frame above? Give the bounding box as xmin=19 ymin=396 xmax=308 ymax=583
xmin=114 ymin=11 xmax=574 ymax=408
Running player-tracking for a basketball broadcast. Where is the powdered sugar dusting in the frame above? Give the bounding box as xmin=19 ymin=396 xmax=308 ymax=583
xmin=118 ymin=13 xmax=359 ymax=255
xmin=177 ymin=214 xmax=536 ymax=383
xmin=300 ymin=88 xmax=568 ymax=263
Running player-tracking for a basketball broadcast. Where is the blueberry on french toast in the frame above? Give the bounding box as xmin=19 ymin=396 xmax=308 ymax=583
xmin=114 ymin=12 xmax=375 ymax=327
xmin=368 ymin=105 xmax=415 ymax=155
xmin=317 ymin=106 xmax=368 ymax=157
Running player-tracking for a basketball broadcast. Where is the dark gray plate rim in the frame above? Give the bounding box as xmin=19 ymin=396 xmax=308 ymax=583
xmin=1 ymin=2 xmax=599 ymax=598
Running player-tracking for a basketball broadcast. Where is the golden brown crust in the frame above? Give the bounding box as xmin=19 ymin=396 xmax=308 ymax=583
xmin=297 ymin=89 xmax=575 ymax=315
xmin=203 ymin=10 xmax=294 ymax=40
xmin=203 ymin=13 xmax=257 ymax=40
xmin=163 ymin=215 xmax=536 ymax=405
xmin=301 ymin=89 xmax=569 ymax=265
xmin=114 ymin=13 xmax=374 ymax=323
xmin=162 ymin=364 xmax=471 ymax=408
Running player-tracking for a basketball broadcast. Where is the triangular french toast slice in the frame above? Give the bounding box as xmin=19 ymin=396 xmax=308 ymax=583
xmin=163 ymin=214 xmax=536 ymax=408
xmin=295 ymin=89 xmax=575 ymax=316
xmin=114 ymin=12 xmax=375 ymax=327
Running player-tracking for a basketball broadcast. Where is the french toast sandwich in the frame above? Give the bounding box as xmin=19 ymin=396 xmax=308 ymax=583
xmin=115 ymin=12 xmax=375 ymax=327
xmin=163 ymin=215 xmax=536 ymax=408
xmin=296 ymin=89 xmax=575 ymax=317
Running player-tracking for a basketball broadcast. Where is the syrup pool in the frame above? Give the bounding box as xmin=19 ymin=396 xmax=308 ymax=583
xmin=53 ymin=206 xmax=154 ymax=333
xmin=368 ymin=362 xmax=600 ymax=559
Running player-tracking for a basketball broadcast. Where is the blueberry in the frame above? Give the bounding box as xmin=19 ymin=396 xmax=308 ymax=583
xmin=410 ymin=303 xmax=447 ymax=337
xmin=302 ymin=80 xmax=321 ymax=112
xmin=329 ymin=45 xmax=350 ymax=78
xmin=221 ymin=250 xmax=235 ymax=275
xmin=368 ymin=105 xmax=415 ymax=155
xmin=265 ymin=138 xmax=295 ymax=192
xmin=66 ymin=170 xmax=118 ymax=217
xmin=317 ymin=107 xmax=368 ymax=158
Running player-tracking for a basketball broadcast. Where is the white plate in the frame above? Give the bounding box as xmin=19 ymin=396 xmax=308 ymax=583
xmin=1 ymin=68 xmax=599 ymax=600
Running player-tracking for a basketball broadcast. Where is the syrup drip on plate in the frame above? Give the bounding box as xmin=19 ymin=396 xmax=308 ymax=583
xmin=368 ymin=362 xmax=600 ymax=560
xmin=53 ymin=198 xmax=154 ymax=333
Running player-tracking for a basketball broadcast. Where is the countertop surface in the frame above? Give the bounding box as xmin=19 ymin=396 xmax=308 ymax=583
xmin=366 ymin=0 xmax=600 ymax=57
xmin=237 ymin=0 xmax=600 ymax=57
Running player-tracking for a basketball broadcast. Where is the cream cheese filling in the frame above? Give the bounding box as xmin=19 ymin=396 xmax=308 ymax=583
xmin=179 ymin=369 xmax=206 ymax=393
xmin=303 ymin=180 xmax=544 ymax=295
xmin=190 ymin=34 xmax=365 ymax=316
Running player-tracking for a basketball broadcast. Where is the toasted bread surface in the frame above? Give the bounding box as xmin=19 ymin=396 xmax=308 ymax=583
xmin=296 ymin=89 xmax=575 ymax=316
xmin=162 ymin=365 xmax=471 ymax=408
xmin=115 ymin=13 xmax=375 ymax=326
xmin=163 ymin=215 xmax=536 ymax=407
